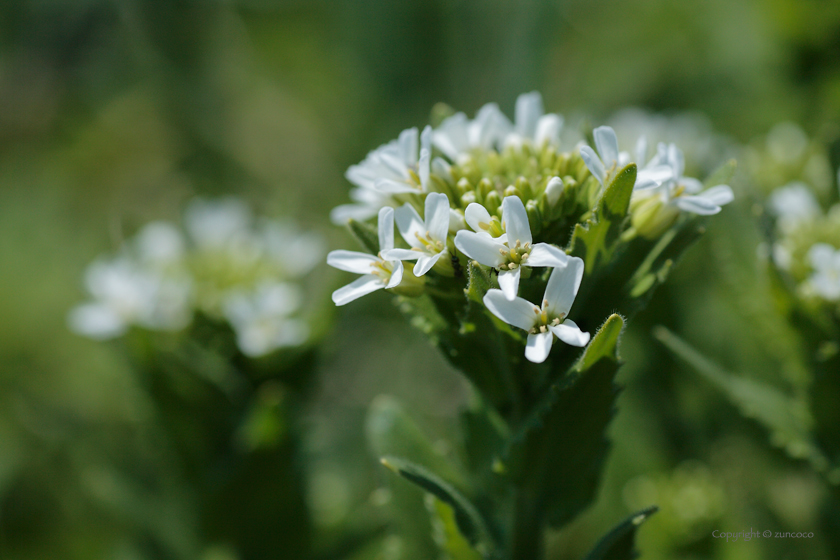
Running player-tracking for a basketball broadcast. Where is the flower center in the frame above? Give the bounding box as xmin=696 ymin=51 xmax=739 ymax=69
xmin=497 ymin=239 xmax=531 ymax=270
xmin=413 ymin=231 xmax=445 ymax=254
xmin=370 ymin=254 xmax=395 ymax=280
xmin=477 ymin=216 xmax=505 ymax=237
xmin=528 ymin=299 xmax=565 ymax=334
xmin=407 ymin=168 xmax=423 ymax=191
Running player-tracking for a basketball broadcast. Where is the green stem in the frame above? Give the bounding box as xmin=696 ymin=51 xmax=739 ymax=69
xmin=510 ymin=488 xmax=545 ymax=560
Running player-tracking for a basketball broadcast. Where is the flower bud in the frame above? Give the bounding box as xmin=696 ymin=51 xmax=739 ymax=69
xmin=630 ymin=194 xmax=680 ymax=239
xmin=544 ymin=176 xmax=564 ymax=207
xmin=484 ymin=190 xmax=502 ymax=215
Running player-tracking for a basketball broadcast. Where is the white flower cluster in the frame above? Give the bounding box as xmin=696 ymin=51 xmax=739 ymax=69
xmin=765 ymin=182 xmax=840 ymax=305
xmin=69 ymin=197 xmax=324 ymax=357
xmin=328 ymin=92 xmax=734 ymax=362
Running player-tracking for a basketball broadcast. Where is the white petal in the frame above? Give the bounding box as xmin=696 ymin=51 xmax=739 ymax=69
xmin=515 ymin=91 xmax=543 ymax=138
xmin=667 ymin=144 xmax=685 ymax=178
xmin=398 ymin=127 xmax=419 ymax=167
xmin=525 ymin=332 xmax=554 ymax=363
xmin=674 ymin=195 xmax=721 ymax=215
xmin=544 ymin=257 xmax=584 ymax=317
xmin=425 ymin=192 xmax=451 ymax=242
xmin=449 ymin=208 xmax=467 ymax=233
xmin=483 ymin=289 xmax=539 ymax=331
xmin=501 ymin=196 xmax=532 ymax=245
xmin=593 ymin=126 xmax=619 ymax=167
xmin=549 ymin=320 xmax=590 ymax=347
xmin=414 ymin=251 xmax=445 ymax=276
xmin=394 ymin=204 xmax=425 ymax=248
xmin=808 ymin=243 xmax=836 ymax=269
xmin=330 ymin=203 xmax=378 ymax=225
xmin=332 ymin=274 xmax=384 ymax=305
xmin=375 ymin=178 xmax=417 ymax=194
xmin=636 ymin=165 xmax=673 ymax=190
xmin=635 ymin=136 xmax=648 ymax=166
xmin=327 ymin=250 xmax=378 ymax=274
xmin=523 ymin=243 xmax=569 ymax=268
xmin=378 ymin=207 xmax=395 ymax=251
xmin=454 ymin=231 xmax=506 ymax=267
xmin=698 ymin=185 xmax=734 ymax=206
xmin=465 ymin=203 xmax=493 ymax=233
xmin=418 ymin=149 xmax=431 ymax=191
xmin=386 ymin=260 xmax=404 ymax=289
xmin=67 ymin=303 xmax=127 ymax=339
xmin=498 ymin=267 xmax=521 ymax=301
xmin=535 ymin=114 xmax=563 ymax=147
xmin=381 ymin=248 xmax=420 ymax=261
xmin=433 ymin=113 xmax=468 ymax=159
xmin=432 ymin=157 xmax=453 ymax=182
xmin=580 ymin=146 xmax=606 ymax=184
xmin=680 ymin=177 xmax=704 ymax=194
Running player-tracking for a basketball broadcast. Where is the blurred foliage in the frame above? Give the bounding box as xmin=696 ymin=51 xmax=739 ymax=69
xmin=1 ymin=0 xmax=840 ymax=559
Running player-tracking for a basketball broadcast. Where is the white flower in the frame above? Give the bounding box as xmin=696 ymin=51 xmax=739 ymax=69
xmin=327 ymin=207 xmax=405 ymax=305
xmin=433 ymin=103 xmax=510 ymax=161
xmin=806 ymin=243 xmax=840 ymax=301
xmin=580 ymin=126 xmax=670 ymax=189
xmin=483 ymin=258 xmax=590 ymax=363
xmin=223 ymin=282 xmax=308 ymax=357
xmin=134 ymin=221 xmax=185 ymax=265
xmin=769 ymin=183 xmax=821 ymax=233
xmin=455 ymin=196 xmax=568 ymax=300
xmin=261 ymin=221 xmax=325 ymax=278
xmin=638 ymin=142 xmax=734 ymax=215
xmin=68 ymin=257 xmax=192 ymax=339
xmin=184 ymin=197 xmax=252 ymax=249
xmin=351 ymin=126 xmax=433 ymax=196
xmin=503 ymin=91 xmax=564 ymax=149
xmin=382 ymin=192 xmax=451 ymax=277
xmin=331 ymin=127 xmax=433 ymax=224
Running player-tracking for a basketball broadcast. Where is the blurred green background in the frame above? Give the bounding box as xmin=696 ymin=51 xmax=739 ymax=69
xmin=2 ymin=1 xmax=840 ymax=559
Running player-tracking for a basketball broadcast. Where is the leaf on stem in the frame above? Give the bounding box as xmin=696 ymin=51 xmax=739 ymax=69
xmin=654 ymin=326 xmax=830 ymax=474
xmin=582 ymin=506 xmax=658 ymax=560
xmin=381 ymin=457 xmax=498 ymax=559
xmin=569 ymin=164 xmax=637 ymax=270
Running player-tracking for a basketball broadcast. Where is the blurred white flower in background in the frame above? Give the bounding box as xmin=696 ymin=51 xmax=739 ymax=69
xmin=806 ymin=243 xmax=840 ymax=301
xmin=768 ymin=183 xmax=821 ymax=234
xmin=69 ymin=197 xmax=324 ymax=357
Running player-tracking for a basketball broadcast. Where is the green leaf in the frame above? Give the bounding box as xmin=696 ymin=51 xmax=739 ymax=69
xmin=654 ymin=326 xmax=829 ymax=473
xmin=381 ymin=457 xmax=498 ymax=559
xmin=427 ymin=496 xmax=484 ymax=560
xmin=505 ymin=315 xmax=625 ymax=528
xmin=582 ymin=506 xmax=658 ymax=560
xmin=569 ymin=164 xmax=636 ymax=270
xmin=348 ymin=218 xmax=380 ymax=254
xmin=703 ymin=158 xmax=737 ymax=189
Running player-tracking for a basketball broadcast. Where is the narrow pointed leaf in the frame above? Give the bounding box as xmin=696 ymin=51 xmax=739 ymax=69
xmin=427 ymin=496 xmax=484 ymax=560
xmin=381 ymin=457 xmax=498 ymax=558
xmin=654 ymin=326 xmax=829 ymax=472
xmin=582 ymin=506 xmax=658 ymax=560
